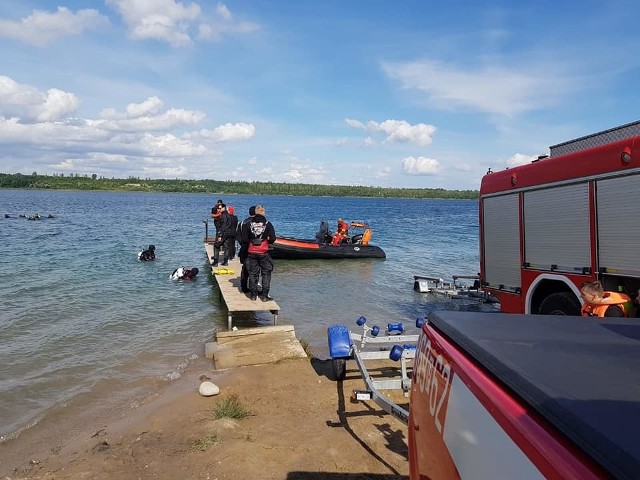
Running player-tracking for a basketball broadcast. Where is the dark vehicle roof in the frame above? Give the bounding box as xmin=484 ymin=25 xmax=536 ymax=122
xmin=428 ymin=311 xmax=640 ymax=480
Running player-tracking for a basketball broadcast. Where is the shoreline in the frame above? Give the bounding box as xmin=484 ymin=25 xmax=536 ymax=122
xmin=0 ymin=355 xmax=223 ymax=475
xmin=0 ymin=355 xmax=410 ymax=479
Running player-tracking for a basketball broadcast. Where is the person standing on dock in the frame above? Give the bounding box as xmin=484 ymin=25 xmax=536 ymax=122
xmin=242 ymin=204 xmax=276 ymax=301
xmin=210 ymin=199 xmax=224 ymax=236
xmin=237 ymin=206 xmax=255 ymax=293
xmin=212 ymin=204 xmax=232 ymax=267
xmin=226 ymin=205 xmax=239 ymax=261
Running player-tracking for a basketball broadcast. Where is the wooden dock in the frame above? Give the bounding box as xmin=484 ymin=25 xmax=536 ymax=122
xmin=204 ymin=241 xmax=280 ymax=330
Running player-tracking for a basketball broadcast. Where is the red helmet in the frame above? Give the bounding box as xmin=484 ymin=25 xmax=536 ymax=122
xmin=227 ymin=205 xmax=235 ymax=215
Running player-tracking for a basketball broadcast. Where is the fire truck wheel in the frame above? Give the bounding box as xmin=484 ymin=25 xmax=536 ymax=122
xmin=332 ymin=358 xmax=347 ymax=380
xmin=539 ymin=292 xmax=581 ymax=315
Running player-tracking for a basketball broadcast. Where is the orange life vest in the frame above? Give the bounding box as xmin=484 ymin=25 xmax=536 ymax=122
xmin=581 ymin=291 xmax=632 ymax=317
xmin=361 ymin=229 xmax=372 ymax=246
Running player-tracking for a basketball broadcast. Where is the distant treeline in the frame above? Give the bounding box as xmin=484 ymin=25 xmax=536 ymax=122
xmin=0 ymin=172 xmax=479 ymax=199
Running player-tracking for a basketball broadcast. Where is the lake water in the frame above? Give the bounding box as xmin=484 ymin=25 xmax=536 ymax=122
xmin=0 ymin=189 xmax=483 ymax=441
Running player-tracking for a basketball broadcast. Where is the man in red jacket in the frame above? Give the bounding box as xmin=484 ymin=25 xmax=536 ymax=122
xmin=242 ymin=204 xmax=276 ymax=301
xmin=331 ymin=218 xmax=349 ymax=246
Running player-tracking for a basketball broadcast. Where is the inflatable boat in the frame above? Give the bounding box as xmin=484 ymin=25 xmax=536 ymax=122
xmin=270 ymin=221 xmax=386 ymax=260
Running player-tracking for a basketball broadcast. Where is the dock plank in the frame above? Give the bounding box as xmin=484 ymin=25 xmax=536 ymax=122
xmin=205 ymin=241 xmax=280 ymax=329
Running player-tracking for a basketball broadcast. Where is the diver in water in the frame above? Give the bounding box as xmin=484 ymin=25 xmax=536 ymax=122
xmin=138 ymin=244 xmax=156 ymax=261
xmin=170 ymin=267 xmax=199 ymax=281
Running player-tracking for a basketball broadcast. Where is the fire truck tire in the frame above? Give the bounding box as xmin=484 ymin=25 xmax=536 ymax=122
xmin=332 ymin=358 xmax=347 ymax=380
xmin=539 ymin=292 xmax=581 ymax=315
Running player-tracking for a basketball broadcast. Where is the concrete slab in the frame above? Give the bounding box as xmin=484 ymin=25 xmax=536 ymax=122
xmin=205 ymin=325 xmax=308 ymax=370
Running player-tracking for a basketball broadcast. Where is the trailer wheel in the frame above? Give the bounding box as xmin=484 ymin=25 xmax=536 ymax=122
xmin=332 ymin=358 xmax=346 ymax=380
xmin=539 ymin=292 xmax=581 ymax=315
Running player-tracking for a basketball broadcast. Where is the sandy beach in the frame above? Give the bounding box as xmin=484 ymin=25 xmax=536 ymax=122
xmin=0 ymin=355 xmax=410 ymax=480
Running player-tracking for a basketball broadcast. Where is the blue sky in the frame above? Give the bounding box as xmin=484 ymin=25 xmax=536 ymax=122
xmin=1 ymin=1 xmax=639 ymax=189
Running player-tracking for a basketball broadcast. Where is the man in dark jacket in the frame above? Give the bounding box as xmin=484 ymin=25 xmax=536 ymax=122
xmin=212 ymin=204 xmax=232 ymax=266
xmin=237 ymin=206 xmax=255 ymax=293
xmin=241 ymin=204 xmax=276 ymax=301
xmin=226 ymin=205 xmax=239 ymax=261
xmin=210 ymin=199 xmax=224 ymax=236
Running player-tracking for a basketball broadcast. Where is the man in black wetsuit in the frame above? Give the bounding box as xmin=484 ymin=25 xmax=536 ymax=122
xmin=241 ymin=204 xmax=276 ymax=301
xmin=237 ymin=206 xmax=255 ymax=293
xmin=226 ymin=205 xmax=239 ymax=261
xmin=212 ymin=204 xmax=232 ymax=267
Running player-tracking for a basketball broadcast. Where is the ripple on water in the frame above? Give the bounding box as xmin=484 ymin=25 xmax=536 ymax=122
xmin=0 ymin=191 xmax=482 ymax=439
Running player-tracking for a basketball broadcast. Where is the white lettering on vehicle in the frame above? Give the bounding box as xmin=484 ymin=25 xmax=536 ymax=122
xmin=414 ymin=331 xmax=453 ymax=435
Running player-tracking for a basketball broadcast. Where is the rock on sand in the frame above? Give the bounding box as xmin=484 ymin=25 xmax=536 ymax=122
xmin=199 ymin=381 xmax=220 ymax=396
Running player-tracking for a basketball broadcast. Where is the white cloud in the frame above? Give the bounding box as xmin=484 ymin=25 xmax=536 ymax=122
xmin=55 ymin=159 xmax=75 ymax=170
xmin=0 ymin=76 xmax=79 ymax=122
xmin=106 ymin=0 xmax=201 ymax=47
xmin=105 ymin=0 xmax=257 ymax=46
xmin=197 ymin=2 xmax=260 ymax=41
xmin=346 ymin=118 xmax=436 ymax=146
xmin=189 ymin=123 xmax=255 ymax=143
xmin=370 ymin=120 xmax=436 ymax=146
xmin=374 ymin=166 xmax=391 ymax=179
xmin=36 ymin=89 xmax=80 ymax=122
xmin=345 ymin=118 xmax=364 ymax=129
xmin=0 ymin=7 xmax=108 ymax=46
xmin=126 ymin=96 xmax=163 ymax=118
xmin=402 ymin=156 xmax=441 ymax=175
xmin=280 ymin=162 xmax=328 ymax=183
xmin=143 ymin=164 xmax=189 ymax=177
xmin=216 ymin=3 xmax=232 ymax=21
xmin=505 ymin=153 xmax=536 ymax=167
xmin=0 ymin=76 xmax=259 ymax=178
xmin=283 ymin=169 xmax=303 ymax=180
xmin=383 ymin=59 xmax=568 ymax=117
xmin=86 ymin=152 xmax=130 ymax=165
xmin=93 ymin=107 xmax=205 ymax=132
xmin=138 ymin=133 xmax=207 ymax=156
xmin=98 ymin=97 xmax=203 ymax=133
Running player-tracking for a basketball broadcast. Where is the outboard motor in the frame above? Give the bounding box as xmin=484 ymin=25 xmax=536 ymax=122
xmin=315 ymin=220 xmax=331 ymax=243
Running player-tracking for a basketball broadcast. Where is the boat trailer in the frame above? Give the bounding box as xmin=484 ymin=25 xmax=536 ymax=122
xmin=327 ymin=316 xmax=423 ymax=425
xmin=413 ymin=274 xmax=499 ymax=304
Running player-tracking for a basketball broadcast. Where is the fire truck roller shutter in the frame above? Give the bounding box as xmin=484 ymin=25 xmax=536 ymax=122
xmin=597 ymin=174 xmax=640 ymax=276
xmin=483 ymin=194 xmax=521 ymax=289
xmin=524 ymin=183 xmax=591 ymax=273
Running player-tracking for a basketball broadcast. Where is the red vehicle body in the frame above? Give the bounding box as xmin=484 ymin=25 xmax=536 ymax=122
xmin=408 ymin=311 xmax=639 ymax=479
xmin=479 ymin=121 xmax=640 ymax=314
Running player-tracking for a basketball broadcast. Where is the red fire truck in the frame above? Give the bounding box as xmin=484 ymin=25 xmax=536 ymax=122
xmin=480 ymin=121 xmax=640 ymax=315
xmin=408 ymin=310 xmax=639 ymax=479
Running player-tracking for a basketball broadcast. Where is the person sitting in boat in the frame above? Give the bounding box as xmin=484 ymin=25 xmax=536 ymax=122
xmin=170 ymin=266 xmax=199 ymax=281
xmin=331 ymin=218 xmax=349 ymax=246
xmin=580 ymin=280 xmax=631 ymax=317
xmin=138 ymin=244 xmax=156 ymax=261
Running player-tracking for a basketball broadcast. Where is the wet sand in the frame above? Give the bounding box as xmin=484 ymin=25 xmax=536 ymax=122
xmin=0 ymin=356 xmax=410 ymax=480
